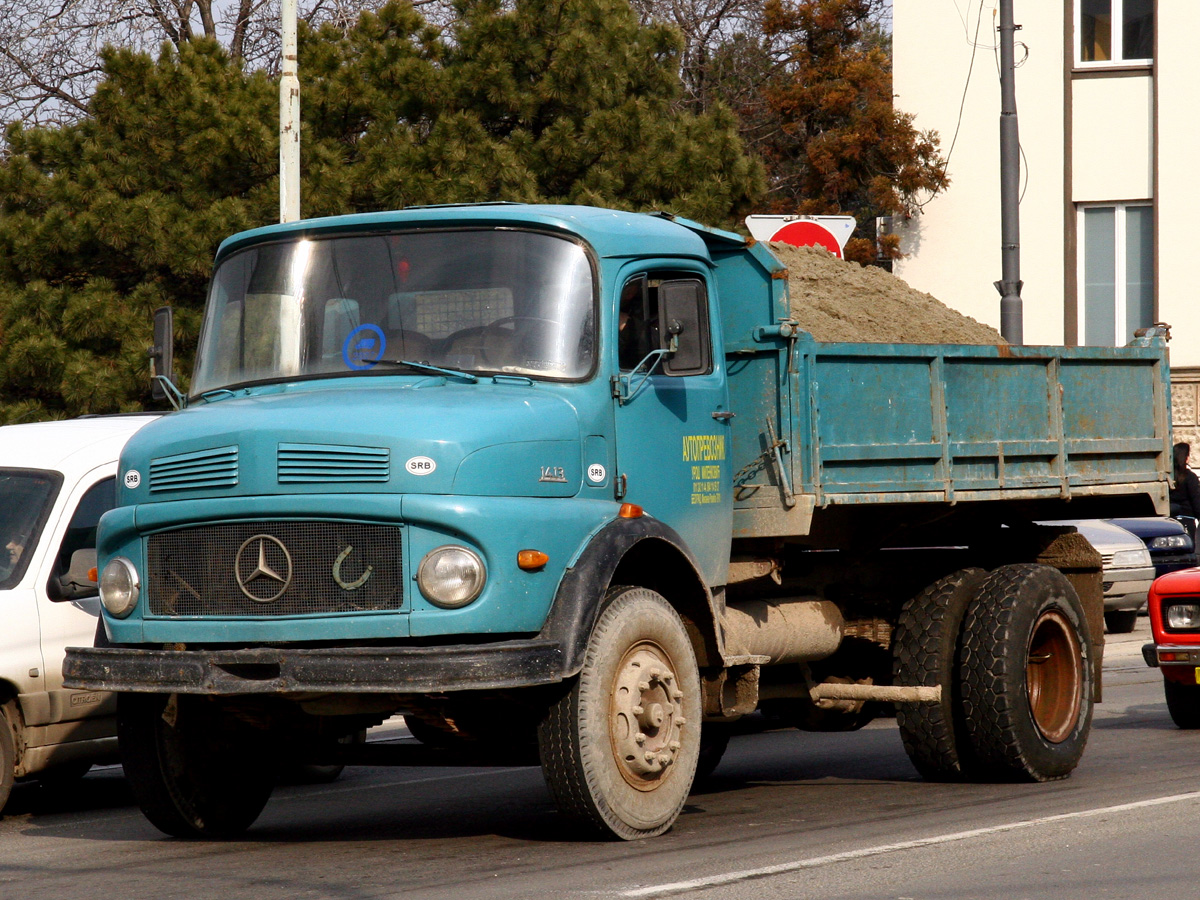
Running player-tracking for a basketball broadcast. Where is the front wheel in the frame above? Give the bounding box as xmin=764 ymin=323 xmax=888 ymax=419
xmin=1164 ymin=679 xmax=1200 ymax=729
xmin=538 ymin=586 xmax=701 ymax=840
xmin=959 ymin=564 xmax=1093 ymax=782
xmin=118 ymin=693 xmax=276 ymax=838
xmin=1104 ymin=609 xmax=1138 ymax=634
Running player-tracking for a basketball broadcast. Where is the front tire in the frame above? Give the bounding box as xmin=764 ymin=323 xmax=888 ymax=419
xmin=1164 ymin=679 xmax=1200 ymax=729
xmin=959 ymin=564 xmax=1093 ymax=782
xmin=538 ymin=587 xmax=701 ymax=840
xmin=1104 ymin=609 xmax=1138 ymax=634
xmin=118 ymin=692 xmax=275 ymax=838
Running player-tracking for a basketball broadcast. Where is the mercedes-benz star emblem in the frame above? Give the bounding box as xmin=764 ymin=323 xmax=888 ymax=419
xmin=234 ymin=534 xmax=294 ymax=603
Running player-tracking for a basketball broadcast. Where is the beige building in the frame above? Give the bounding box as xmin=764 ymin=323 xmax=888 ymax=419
xmin=892 ymin=1 xmax=1200 ymax=449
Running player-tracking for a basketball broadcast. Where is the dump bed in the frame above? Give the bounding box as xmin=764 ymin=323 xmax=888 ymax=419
xmin=692 ymin=228 xmax=1172 ymax=540
xmin=728 ymin=336 xmax=1171 ymax=538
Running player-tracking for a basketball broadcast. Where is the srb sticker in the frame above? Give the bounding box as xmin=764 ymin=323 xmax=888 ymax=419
xmin=587 ymin=463 xmax=606 ymax=483
xmin=123 ymin=470 xmax=141 ymax=489
xmin=405 ymin=456 xmax=436 ymax=476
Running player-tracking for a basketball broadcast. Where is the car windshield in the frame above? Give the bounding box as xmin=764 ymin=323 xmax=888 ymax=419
xmin=192 ymin=228 xmax=596 ymax=394
xmin=0 ymin=468 xmax=61 ymax=589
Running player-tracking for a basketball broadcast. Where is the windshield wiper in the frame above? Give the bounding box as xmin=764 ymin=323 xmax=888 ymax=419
xmin=375 ymin=359 xmax=479 ymax=383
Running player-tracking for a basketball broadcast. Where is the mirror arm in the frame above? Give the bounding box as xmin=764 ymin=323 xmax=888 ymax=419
xmin=152 ymin=374 xmax=186 ymax=411
xmin=615 ymin=349 xmax=670 ymax=405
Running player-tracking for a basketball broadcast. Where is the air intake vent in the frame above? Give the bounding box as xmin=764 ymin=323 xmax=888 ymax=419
xmin=278 ymin=443 xmax=390 ymax=483
xmin=149 ymin=446 xmax=238 ymax=492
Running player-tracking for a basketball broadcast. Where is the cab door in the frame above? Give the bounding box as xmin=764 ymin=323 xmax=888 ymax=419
xmin=612 ymin=267 xmax=732 ymax=586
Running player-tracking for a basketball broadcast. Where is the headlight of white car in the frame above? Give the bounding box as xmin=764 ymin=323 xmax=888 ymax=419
xmin=1111 ymin=547 xmax=1152 ymax=568
xmin=417 ymin=546 xmax=486 ymax=608
xmin=99 ymin=557 xmax=140 ymax=618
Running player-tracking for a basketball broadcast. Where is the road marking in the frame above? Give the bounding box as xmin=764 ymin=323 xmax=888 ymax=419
xmin=619 ymin=791 xmax=1200 ymax=898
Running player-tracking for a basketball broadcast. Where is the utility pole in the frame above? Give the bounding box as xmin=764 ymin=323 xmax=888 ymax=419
xmin=995 ymin=0 xmax=1022 ymax=344
xmin=279 ymin=0 xmax=300 ymax=223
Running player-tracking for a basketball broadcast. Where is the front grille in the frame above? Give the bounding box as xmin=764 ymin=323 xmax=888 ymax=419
xmin=150 ymin=446 xmax=239 ymax=492
xmin=148 ymin=521 xmax=403 ymax=617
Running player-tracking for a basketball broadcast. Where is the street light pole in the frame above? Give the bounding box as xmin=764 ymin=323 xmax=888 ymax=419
xmin=995 ymin=0 xmax=1022 ymax=344
xmin=279 ymin=0 xmax=300 ymax=223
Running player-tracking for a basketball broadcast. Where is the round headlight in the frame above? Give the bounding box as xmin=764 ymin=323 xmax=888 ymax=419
xmin=417 ymin=546 xmax=486 ymax=609
xmin=1167 ymin=603 xmax=1200 ymax=630
xmin=99 ymin=557 xmax=140 ymax=618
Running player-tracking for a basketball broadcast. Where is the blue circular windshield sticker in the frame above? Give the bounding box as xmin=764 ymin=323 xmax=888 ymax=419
xmin=343 ymin=324 xmax=386 ymax=370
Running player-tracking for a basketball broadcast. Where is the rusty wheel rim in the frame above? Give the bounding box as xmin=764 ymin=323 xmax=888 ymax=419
xmin=1026 ymin=608 xmax=1083 ymax=743
xmin=609 ymin=641 xmax=686 ymax=791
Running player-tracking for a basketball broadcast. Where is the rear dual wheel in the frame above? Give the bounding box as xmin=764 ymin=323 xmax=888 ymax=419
xmin=539 ymin=587 xmax=701 ymax=840
xmin=896 ymin=564 xmax=1093 ymax=783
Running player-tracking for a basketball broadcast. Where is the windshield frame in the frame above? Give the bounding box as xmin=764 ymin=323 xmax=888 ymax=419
xmin=192 ymin=226 xmax=601 ymax=397
xmin=0 ymin=467 xmax=64 ymax=591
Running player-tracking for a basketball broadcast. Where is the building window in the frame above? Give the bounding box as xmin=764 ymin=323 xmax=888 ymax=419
xmin=1078 ymin=203 xmax=1153 ymax=346
xmin=1077 ymin=0 xmax=1153 ymax=65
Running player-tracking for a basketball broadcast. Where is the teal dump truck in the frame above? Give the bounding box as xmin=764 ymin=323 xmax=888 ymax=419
xmin=64 ymin=204 xmax=1171 ymax=840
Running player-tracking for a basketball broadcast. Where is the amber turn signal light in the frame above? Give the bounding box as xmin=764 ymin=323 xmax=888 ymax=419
xmin=518 ymin=550 xmax=549 ymax=570
xmin=618 ymin=503 xmax=644 ymax=519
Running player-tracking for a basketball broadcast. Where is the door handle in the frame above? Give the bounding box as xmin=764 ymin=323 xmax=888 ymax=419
xmin=712 ymin=411 xmax=735 ymax=421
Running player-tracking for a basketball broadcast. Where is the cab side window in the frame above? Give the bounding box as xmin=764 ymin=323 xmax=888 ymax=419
xmin=617 ymin=273 xmax=712 ymax=375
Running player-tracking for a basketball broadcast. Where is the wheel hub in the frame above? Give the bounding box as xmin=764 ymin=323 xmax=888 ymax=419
xmin=1026 ymin=608 xmax=1083 ymax=743
xmin=610 ymin=642 xmax=686 ymax=790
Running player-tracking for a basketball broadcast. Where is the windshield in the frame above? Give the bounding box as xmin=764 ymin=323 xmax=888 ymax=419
xmin=193 ymin=229 xmax=596 ymax=393
xmin=0 ymin=468 xmax=62 ymax=590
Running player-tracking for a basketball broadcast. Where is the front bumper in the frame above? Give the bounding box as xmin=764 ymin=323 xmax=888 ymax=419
xmin=1102 ymin=566 xmax=1155 ymax=611
xmin=64 ymin=640 xmax=564 ymax=695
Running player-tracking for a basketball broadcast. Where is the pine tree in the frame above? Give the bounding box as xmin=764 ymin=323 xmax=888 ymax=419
xmin=0 ymin=0 xmax=764 ymax=422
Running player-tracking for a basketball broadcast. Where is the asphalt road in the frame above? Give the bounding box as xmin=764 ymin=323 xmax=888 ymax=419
xmin=3 ymin=619 xmax=1197 ymax=900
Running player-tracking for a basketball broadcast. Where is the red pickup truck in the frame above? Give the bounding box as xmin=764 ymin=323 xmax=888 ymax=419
xmin=1144 ymin=567 xmax=1200 ymax=727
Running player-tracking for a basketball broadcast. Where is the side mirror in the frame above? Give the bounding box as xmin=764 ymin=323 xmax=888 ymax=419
xmin=48 ymin=548 xmax=99 ymax=602
xmin=660 ymin=281 xmax=710 ymax=376
xmin=149 ymin=306 xmax=175 ymax=400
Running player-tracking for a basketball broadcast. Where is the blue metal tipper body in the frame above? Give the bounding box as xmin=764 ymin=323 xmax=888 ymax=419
xmin=66 ymin=204 xmax=1171 ymax=841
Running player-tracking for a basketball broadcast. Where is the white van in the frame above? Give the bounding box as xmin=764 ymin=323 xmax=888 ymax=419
xmin=0 ymin=415 xmax=156 ymax=813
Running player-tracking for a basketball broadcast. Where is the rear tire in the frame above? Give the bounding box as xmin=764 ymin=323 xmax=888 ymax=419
xmin=118 ymin=692 xmax=275 ymax=838
xmin=1164 ymin=679 xmax=1200 ymax=729
xmin=893 ymin=568 xmax=986 ymax=781
xmin=1104 ymin=609 xmax=1138 ymax=634
xmin=959 ymin=564 xmax=1093 ymax=782
xmin=0 ymin=702 xmax=16 ymax=815
xmin=538 ymin=586 xmax=701 ymax=840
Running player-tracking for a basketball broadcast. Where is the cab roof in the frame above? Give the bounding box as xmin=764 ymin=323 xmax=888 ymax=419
xmin=215 ymin=204 xmax=753 ymax=265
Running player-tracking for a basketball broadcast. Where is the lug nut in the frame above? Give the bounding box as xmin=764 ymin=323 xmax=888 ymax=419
xmin=649 ymin=667 xmax=661 ymax=679
xmin=659 ymin=754 xmax=672 ymax=766
xmin=671 ymin=689 xmax=683 ymax=701
xmin=635 ymin=732 xmax=646 ymax=745
xmin=638 ymin=681 xmax=650 ymax=692
xmin=632 ymin=705 xmax=644 ymax=716
xmin=669 ymin=741 xmax=681 ymax=751
xmin=645 ymin=751 xmax=657 ymax=763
